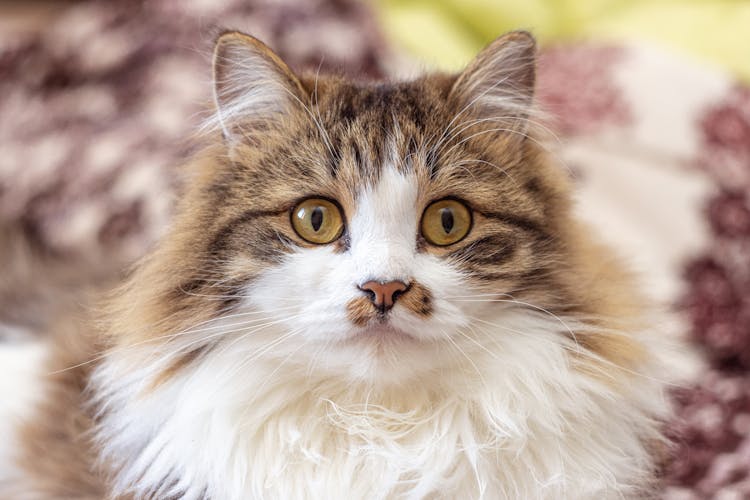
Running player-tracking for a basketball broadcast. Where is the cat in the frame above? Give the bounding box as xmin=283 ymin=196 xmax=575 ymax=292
xmin=2 ymin=30 xmax=675 ymax=499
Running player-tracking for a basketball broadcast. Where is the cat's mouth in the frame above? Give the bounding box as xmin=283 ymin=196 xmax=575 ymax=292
xmin=350 ymin=323 xmax=419 ymax=343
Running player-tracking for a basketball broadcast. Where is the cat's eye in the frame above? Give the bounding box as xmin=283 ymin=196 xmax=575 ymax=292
xmin=421 ymin=199 xmax=472 ymax=246
xmin=291 ymin=198 xmax=344 ymax=244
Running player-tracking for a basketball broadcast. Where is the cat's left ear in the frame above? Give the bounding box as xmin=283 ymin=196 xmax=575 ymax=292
xmin=212 ymin=31 xmax=308 ymax=142
xmin=448 ymin=31 xmax=537 ymax=132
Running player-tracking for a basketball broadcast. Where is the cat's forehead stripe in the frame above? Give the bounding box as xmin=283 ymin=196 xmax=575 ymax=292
xmin=315 ymin=80 xmax=450 ymax=185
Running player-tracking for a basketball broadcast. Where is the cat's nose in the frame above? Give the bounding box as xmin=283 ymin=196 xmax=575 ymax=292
xmin=358 ymin=280 xmax=409 ymax=312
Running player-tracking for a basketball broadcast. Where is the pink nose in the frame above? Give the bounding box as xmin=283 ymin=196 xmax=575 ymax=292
xmin=359 ymin=280 xmax=409 ymax=312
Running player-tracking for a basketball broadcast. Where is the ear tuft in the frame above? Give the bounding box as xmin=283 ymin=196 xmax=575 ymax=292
xmin=449 ymin=31 xmax=537 ymax=130
xmin=211 ymin=31 xmax=307 ymax=142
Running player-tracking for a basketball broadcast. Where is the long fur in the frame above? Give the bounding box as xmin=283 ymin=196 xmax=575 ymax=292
xmin=5 ymin=30 xmax=680 ymax=499
xmin=92 ymin=309 xmax=668 ymax=499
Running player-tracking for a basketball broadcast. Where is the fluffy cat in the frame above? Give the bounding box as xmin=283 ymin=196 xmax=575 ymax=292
xmin=3 ymin=30 xmax=675 ymax=499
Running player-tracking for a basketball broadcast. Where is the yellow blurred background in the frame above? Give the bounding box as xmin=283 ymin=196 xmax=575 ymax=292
xmin=376 ymin=0 xmax=750 ymax=81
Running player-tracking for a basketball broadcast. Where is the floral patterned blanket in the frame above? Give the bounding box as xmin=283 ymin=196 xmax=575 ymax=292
xmin=539 ymin=43 xmax=750 ymax=498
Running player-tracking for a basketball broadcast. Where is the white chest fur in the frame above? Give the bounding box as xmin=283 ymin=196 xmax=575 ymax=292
xmin=93 ymin=310 xmax=666 ymax=500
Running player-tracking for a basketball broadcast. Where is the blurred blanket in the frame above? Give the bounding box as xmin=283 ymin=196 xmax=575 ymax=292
xmin=537 ymin=44 xmax=750 ymax=499
xmin=1 ymin=1 xmax=749 ymax=497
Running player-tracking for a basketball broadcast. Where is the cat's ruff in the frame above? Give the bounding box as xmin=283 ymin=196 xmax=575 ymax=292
xmin=93 ymin=309 xmax=665 ymax=499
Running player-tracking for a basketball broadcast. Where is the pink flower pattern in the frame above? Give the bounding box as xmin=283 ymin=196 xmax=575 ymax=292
xmin=537 ymin=44 xmax=632 ymax=135
xmin=664 ymin=85 xmax=750 ymax=496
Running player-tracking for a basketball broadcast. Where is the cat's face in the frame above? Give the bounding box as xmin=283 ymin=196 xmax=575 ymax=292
xmin=138 ymin=32 xmax=576 ymax=384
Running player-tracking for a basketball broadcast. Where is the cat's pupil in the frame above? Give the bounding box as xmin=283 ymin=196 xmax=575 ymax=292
xmin=311 ymin=207 xmax=324 ymax=232
xmin=440 ymin=208 xmax=454 ymax=234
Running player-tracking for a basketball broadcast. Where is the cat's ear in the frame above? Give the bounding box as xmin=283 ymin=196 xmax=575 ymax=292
xmin=448 ymin=31 xmax=536 ymax=132
xmin=212 ymin=31 xmax=308 ymax=142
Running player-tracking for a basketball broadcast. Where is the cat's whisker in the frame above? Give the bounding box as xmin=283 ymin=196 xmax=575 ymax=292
xmin=467 ymin=318 xmax=688 ymax=389
xmin=453 ymin=292 xmax=660 ymax=342
xmin=228 ymin=325 xmax=304 ymax=366
xmin=234 ymin=338 xmax=309 ymax=420
xmin=451 ymin=158 xmax=516 ymax=183
xmin=49 ymin=307 xmax=303 ymax=375
xmin=440 ymin=114 xmax=560 ymax=157
xmin=442 ymin=127 xmax=533 ymax=160
xmin=442 ymin=290 xmax=563 ymax=303
xmin=312 ymin=62 xmax=343 ymax=166
xmin=453 ymin=325 xmax=501 ymax=361
xmin=160 ymin=313 xmax=306 ymax=363
xmin=238 ymin=76 xmax=339 ymax=166
xmin=192 ymin=314 xmax=306 ymax=365
xmin=436 ymin=115 xmax=523 ymax=157
xmin=484 ymin=302 xmax=581 ymax=355
xmin=439 ymin=326 xmax=488 ymax=387
xmin=176 ymin=281 xmax=309 ymax=304
xmin=152 ymin=318 xmax=289 ymax=362
xmin=433 ymin=73 xmax=518 ymax=153
xmin=305 ymin=338 xmax=333 ymax=379
xmin=145 ymin=317 xmax=307 ymax=390
xmin=174 ymin=326 xmax=306 ymax=397
xmin=445 ymin=293 xmax=521 ymax=298
xmin=432 ymin=114 xmax=574 ymax=178
xmin=447 ymin=296 xmax=580 ymax=347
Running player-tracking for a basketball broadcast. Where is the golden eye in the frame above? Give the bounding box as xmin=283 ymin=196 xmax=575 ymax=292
xmin=421 ymin=199 xmax=472 ymax=246
xmin=291 ymin=198 xmax=344 ymax=244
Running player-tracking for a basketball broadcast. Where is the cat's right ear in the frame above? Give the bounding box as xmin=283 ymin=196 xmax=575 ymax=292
xmin=212 ymin=32 xmax=308 ymax=143
xmin=448 ymin=31 xmax=536 ymax=134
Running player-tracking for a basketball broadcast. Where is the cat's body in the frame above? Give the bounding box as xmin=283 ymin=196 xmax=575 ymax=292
xmin=3 ymin=31 xmax=673 ymax=499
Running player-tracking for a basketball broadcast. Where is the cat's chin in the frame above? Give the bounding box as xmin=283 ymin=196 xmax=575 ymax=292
xmin=329 ymin=323 xmax=439 ymax=385
xmin=347 ymin=322 xmax=421 ymax=344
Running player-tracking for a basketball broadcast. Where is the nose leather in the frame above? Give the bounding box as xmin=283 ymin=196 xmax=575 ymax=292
xmin=359 ymin=280 xmax=409 ymax=312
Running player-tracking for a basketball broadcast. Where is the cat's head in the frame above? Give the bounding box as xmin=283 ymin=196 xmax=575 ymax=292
xmin=109 ymin=31 xmax=632 ymax=387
